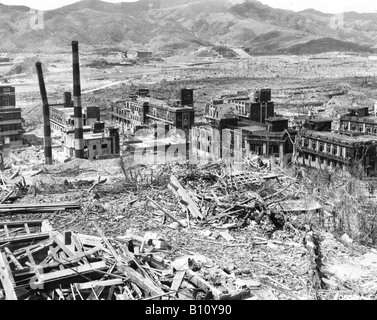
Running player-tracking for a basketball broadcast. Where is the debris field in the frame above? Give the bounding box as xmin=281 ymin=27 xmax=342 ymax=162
xmin=1 ymin=153 xmax=377 ymax=300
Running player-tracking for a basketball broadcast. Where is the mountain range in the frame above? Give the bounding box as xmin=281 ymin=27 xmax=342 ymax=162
xmin=0 ymin=0 xmax=376 ymax=55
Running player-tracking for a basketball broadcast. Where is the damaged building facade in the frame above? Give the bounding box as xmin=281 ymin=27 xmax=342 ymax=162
xmin=110 ymin=88 xmax=195 ymax=163
xmin=339 ymin=106 xmax=377 ymax=135
xmin=191 ymin=89 xmax=296 ymax=165
xmin=48 ymin=92 xmax=120 ymax=161
xmin=0 ymin=86 xmax=25 ymax=147
xmin=49 ymin=93 xmax=101 ymax=132
xmin=110 ymin=88 xmax=195 ymax=135
xmin=63 ymin=123 xmax=120 ymax=161
xmin=297 ymin=118 xmax=377 ymax=176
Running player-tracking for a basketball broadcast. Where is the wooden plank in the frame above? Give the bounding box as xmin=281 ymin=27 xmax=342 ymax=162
xmin=76 ymin=234 xmax=104 ymax=248
xmin=219 ymin=232 xmax=236 ymax=242
xmin=53 ymin=236 xmax=76 ymax=258
xmin=0 ymin=208 xmax=66 ymax=214
xmin=25 ymin=248 xmax=39 ymax=277
xmin=75 ymin=279 xmax=124 ymax=290
xmin=169 ymin=176 xmax=203 ymax=219
xmin=24 ymin=223 xmax=30 ymax=234
xmin=0 ymin=220 xmax=43 ymax=228
xmin=0 ymin=232 xmax=50 ymax=245
xmin=170 ymin=270 xmax=186 ymax=297
xmin=14 ymin=239 xmax=54 ymax=260
xmin=10 ymin=170 xmax=20 ymax=180
xmin=0 ymin=202 xmax=80 ymax=209
xmin=3 ymin=225 xmax=9 ymax=238
xmin=107 ymin=285 xmax=115 ymax=300
xmin=92 ymin=222 xmax=122 ymax=264
xmin=4 ymin=247 xmax=24 ymax=270
xmin=71 ymin=234 xmax=89 ymax=264
xmin=0 ymin=252 xmax=17 ymax=300
xmin=0 ymin=189 xmax=14 ymax=204
xmin=118 ymin=264 xmax=165 ymax=297
xmin=63 ymin=246 xmax=102 ymax=263
xmin=35 ymin=261 xmax=107 ymax=285
xmin=0 ymin=228 xmax=23 ymax=238
xmin=148 ymin=197 xmax=186 ymax=228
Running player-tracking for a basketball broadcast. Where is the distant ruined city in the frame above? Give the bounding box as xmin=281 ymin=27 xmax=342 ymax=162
xmin=2 ymin=0 xmax=377 ymax=303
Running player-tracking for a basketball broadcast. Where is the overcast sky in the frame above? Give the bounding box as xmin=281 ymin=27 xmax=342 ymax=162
xmin=0 ymin=0 xmax=376 ymax=13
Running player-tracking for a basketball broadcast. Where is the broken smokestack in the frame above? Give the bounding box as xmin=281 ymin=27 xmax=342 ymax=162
xmin=72 ymin=41 xmax=84 ymax=159
xmin=35 ymin=62 xmax=53 ymax=165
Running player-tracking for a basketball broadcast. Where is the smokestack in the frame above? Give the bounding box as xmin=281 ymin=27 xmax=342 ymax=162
xmin=72 ymin=41 xmax=84 ymax=159
xmin=35 ymin=62 xmax=53 ymax=165
xmin=64 ymin=91 xmax=72 ymax=108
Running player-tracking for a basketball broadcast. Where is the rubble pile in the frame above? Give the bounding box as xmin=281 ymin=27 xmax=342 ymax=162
xmin=1 ymin=153 xmax=377 ymax=300
xmin=0 ymin=219 xmax=269 ymax=300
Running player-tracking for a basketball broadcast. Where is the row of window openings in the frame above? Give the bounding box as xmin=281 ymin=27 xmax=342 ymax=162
xmin=250 ymin=144 xmax=280 ymax=154
xmin=2 ymin=99 xmax=11 ymax=106
xmin=303 ymin=154 xmax=344 ymax=168
xmin=235 ymin=105 xmax=248 ymax=116
xmin=84 ymin=144 xmax=108 ymax=150
xmin=343 ymin=123 xmax=377 ymax=134
xmin=303 ymin=140 xmax=351 ymax=157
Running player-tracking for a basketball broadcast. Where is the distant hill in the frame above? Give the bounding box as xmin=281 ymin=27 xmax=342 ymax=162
xmin=282 ymin=38 xmax=374 ymax=55
xmin=0 ymin=0 xmax=376 ymax=55
xmin=298 ymin=9 xmax=333 ymax=17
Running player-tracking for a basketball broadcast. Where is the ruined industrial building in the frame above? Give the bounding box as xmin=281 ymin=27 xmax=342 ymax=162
xmin=1 ymin=0 xmax=377 ymax=304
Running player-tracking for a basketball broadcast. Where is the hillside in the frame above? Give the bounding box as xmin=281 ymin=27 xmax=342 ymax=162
xmin=282 ymin=38 xmax=374 ymax=55
xmin=0 ymin=0 xmax=376 ymax=55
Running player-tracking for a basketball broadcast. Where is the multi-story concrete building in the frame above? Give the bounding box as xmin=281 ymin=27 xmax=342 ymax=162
xmin=46 ymin=91 xmax=119 ymax=161
xmin=242 ymin=118 xmax=297 ymax=162
xmin=110 ymin=88 xmax=195 ymax=136
xmin=221 ymin=89 xmax=274 ymax=124
xmin=297 ymin=130 xmax=377 ymax=176
xmin=192 ymin=89 xmax=296 ymax=164
xmin=62 ymin=123 xmax=120 ymax=160
xmin=0 ymin=86 xmax=25 ymax=147
xmin=48 ymin=92 xmax=101 ymax=133
xmin=192 ymin=103 xmax=239 ymax=160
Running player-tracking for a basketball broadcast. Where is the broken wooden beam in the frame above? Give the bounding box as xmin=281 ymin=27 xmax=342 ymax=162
xmin=147 ymin=197 xmax=186 ymax=228
xmin=0 ymin=233 xmax=50 ymax=245
xmin=168 ymin=176 xmax=203 ymax=219
xmin=0 ymin=251 xmax=17 ymax=300
xmin=0 ymin=189 xmax=14 ymax=204
xmin=75 ymin=279 xmax=124 ymax=290
xmin=0 ymin=202 xmax=80 ymax=214
xmin=33 ymin=261 xmax=108 ymax=286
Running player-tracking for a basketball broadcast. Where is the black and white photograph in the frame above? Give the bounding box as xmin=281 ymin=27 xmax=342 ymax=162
xmin=0 ymin=0 xmax=377 ymax=305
